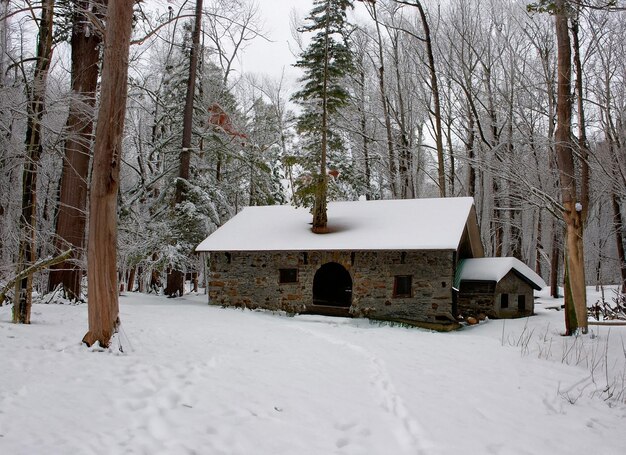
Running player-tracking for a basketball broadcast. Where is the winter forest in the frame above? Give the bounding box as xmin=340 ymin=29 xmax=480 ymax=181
xmin=1 ymin=0 xmax=626 ymax=342
xmin=3 ymin=1 xmax=626 ymax=452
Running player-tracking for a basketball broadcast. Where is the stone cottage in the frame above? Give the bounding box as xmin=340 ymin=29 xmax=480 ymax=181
xmin=455 ymin=257 xmax=546 ymax=319
xmin=196 ymin=197 xmax=488 ymax=330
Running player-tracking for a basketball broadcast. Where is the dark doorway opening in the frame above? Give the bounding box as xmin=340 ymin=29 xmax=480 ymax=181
xmin=308 ymin=262 xmax=352 ymax=317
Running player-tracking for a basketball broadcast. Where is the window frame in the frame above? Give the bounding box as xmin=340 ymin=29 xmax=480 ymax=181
xmin=279 ymin=268 xmax=299 ymax=284
xmin=393 ymin=275 xmax=413 ymax=298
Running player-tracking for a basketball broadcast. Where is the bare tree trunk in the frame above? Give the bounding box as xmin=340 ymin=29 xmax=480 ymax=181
xmin=0 ymin=0 xmax=8 ymax=85
xmin=466 ymin=107 xmax=476 ymax=198
xmin=48 ymin=0 xmax=106 ymax=301
xmin=368 ymin=3 xmax=397 ymax=197
xmin=393 ymin=1 xmax=445 ymax=197
xmin=174 ymin=0 xmax=203 ymax=205
xmin=445 ymin=98 xmax=455 ymax=196
xmin=554 ymin=0 xmax=587 ymax=334
xmin=137 ymin=266 xmax=145 ymax=293
xmin=610 ymin=193 xmax=626 ymax=293
xmin=550 ymin=223 xmax=561 ymax=298
xmin=536 ymin=209 xmax=543 ymax=277
xmin=388 ymin=30 xmax=412 ymax=199
xmin=606 ymin=128 xmax=626 ymax=293
xmin=127 ymin=266 xmax=136 ymax=292
xmin=165 ymin=267 xmax=184 ymax=297
xmin=13 ymin=0 xmax=54 ymax=324
xmin=413 ymin=1 xmax=446 ymax=198
xmin=169 ymin=0 xmax=204 ymax=296
xmin=357 ymin=63 xmax=371 ymax=200
xmin=83 ymin=0 xmax=134 ymax=348
xmin=571 ymin=10 xmax=590 ymax=222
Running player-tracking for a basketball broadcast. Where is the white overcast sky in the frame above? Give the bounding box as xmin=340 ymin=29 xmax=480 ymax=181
xmin=240 ymin=0 xmax=371 ymax=85
xmin=239 ymin=0 xmax=309 ymax=84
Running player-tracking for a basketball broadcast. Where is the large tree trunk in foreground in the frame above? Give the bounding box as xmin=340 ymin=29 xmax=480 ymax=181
xmin=554 ymin=0 xmax=587 ymax=334
xmin=83 ymin=0 xmax=134 ymax=348
xmin=48 ymin=0 xmax=106 ymax=301
xmin=13 ymin=0 xmax=54 ymax=324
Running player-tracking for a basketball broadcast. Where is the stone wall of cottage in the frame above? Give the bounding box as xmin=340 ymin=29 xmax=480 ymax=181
xmin=457 ymin=271 xmax=535 ymax=319
xmin=457 ymin=284 xmax=496 ymax=318
xmin=494 ymin=272 xmax=535 ymax=318
xmin=208 ymin=250 xmax=456 ymax=325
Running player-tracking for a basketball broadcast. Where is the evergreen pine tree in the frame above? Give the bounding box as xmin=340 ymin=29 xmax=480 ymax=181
xmin=292 ymin=0 xmax=355 ymax=233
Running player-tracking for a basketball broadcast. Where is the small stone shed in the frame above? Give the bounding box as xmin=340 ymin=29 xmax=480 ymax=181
xmin=454 ymin=257 xmax=546 ymax=319
xmin=196 ymin=197 xmax=485 ymax=330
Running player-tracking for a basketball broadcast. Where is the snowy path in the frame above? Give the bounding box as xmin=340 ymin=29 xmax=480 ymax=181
xmin=1 ymin=294 xmax=625 ymax=454
xmin=290 ymin=321 xmax=431 ymax=454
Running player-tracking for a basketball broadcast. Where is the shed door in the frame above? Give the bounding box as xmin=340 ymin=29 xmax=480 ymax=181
xmin=312 ymin=262 xmax=352 ymax=308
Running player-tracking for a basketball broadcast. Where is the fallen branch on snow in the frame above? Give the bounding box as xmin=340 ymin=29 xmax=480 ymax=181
xmin=0 ymin=249 xmax=73 ymax=305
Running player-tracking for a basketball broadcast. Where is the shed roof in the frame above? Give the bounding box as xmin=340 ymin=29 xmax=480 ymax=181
xmin=455 ymin=257 xmax=546 ymax=291
xmin=196 ymin=197 xmax=478 ymax=252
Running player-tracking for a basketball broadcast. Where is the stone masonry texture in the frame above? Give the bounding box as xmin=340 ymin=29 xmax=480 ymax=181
xmin=209 ymin=250 xmax=456 ymax=325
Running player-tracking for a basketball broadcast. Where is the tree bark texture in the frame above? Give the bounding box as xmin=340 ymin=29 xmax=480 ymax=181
xmin=127 ymin=266 xmax=136 ymax=292
xmin=554 ymin=0 xmax=587 ymax=334
xmin=83 ymin=0 xmax=134 ymax=348
xmin=571 ymin=12 xmax=590 ymax=222
xmin=611 ymin=192 xmax=626 ymax=293
xmin=358 ymin=65 xmax=371 ymax=200
xmin=169 ymin=0 xmax=203 ymax=296
xmin=550 ymin=223 xmax=561 ymax=298
xmin=370 ymin=4 xmax=397 ymax=197
xmin=48 ymin=0 xmax=106 ymax=301
xmin=535 ymin=210 xmax=543 ymax=277
xmin=466 ymin=107 xmax=476 ymax=197
xmin=414 ymin=1 xmax=446 ymax=198
xmin=13 ymin=0 xmax=54 ymax=324
xmin=165 ymin=268 xmax=184 ymax=297
xmin=175 ymin=0 xmax=203 ymax=205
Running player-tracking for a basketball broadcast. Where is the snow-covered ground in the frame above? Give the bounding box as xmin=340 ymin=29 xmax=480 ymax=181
xmin=1 ymin=289 xmax=625 ymax=455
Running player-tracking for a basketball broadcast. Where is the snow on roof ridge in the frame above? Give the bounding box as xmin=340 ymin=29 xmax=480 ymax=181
xmin=196 ymin=197 xmax=476 ymax=252
xmin=457 ymin=257 xmax=546 ymax=290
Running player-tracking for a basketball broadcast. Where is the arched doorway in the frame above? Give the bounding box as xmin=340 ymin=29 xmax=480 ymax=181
xmin=310 ymin=262 xmax=352 ymax=316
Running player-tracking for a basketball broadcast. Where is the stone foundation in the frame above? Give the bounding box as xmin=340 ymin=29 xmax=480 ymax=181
xmin=209 ymin=249 xmax=457 ymax=327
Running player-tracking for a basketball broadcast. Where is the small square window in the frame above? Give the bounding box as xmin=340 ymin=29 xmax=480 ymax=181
xmin=279 ymin=268 xmax=298 ymax=284
xmin=500 ymin=293 xmax=509 ymax=309
xmin=394 ymin=275 xmax=412 ymax=298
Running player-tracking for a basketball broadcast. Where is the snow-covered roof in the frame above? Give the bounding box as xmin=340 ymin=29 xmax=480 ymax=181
xmin=455 ymin=257 xmax=546 ymax=291
xmin=196 ymin=197 xmax=477 ymax=252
